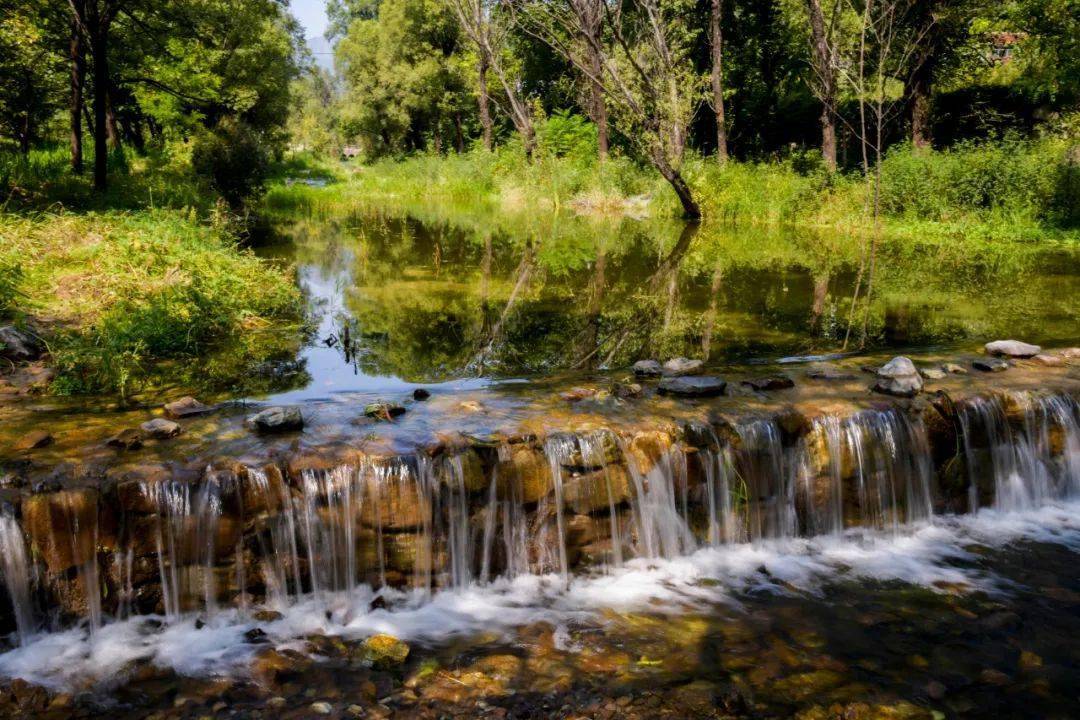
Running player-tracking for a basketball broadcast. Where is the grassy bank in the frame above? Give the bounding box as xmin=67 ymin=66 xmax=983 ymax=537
xmin=0 ymin=147 xmax=304 ymax=399
xmin=267 ymin=135 xmax=1080 ymax=243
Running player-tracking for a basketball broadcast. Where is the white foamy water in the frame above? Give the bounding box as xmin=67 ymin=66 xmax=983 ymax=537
xmin=2 ymin=500 xmax=1077 ymax=692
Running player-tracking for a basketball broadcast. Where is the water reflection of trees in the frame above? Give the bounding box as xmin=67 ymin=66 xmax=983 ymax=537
xmin=277 ymin=212 xmax=1071 ymax=382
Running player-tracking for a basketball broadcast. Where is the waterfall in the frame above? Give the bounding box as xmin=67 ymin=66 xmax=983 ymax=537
xmin=0 ymin=506 xmax=35 ymax=645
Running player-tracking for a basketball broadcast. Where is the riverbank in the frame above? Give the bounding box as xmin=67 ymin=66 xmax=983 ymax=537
xmin=0 ymin=149 xmax=305 ymax=399
xmin=266 ymin=136 xmax=1080 ymax=243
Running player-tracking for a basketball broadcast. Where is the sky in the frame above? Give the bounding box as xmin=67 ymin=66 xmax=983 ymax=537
xmin=290 ymin=0 xmax=334 ymax=69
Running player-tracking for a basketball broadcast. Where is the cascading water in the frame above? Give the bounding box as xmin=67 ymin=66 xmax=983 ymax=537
xmin=0 ymin=506 xmax=34 ymax=646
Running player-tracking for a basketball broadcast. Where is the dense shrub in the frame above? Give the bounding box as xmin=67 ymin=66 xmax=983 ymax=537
xmin=192 ymin=120 xmax=271 ymax=208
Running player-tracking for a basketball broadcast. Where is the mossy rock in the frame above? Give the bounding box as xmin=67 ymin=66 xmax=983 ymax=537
xmin=358 ymin=633 xmax=410 ymax=669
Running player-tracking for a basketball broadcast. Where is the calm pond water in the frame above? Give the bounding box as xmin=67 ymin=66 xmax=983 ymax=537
xmin=253 ymin=209 xmax=1080 ymax=403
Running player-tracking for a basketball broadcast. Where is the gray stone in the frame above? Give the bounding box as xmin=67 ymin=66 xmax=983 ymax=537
xmin=741 ymin=376 xmax=795 ymax=391
xmin=163 ymin=396 xmax=212 ymax=419
xmin=973 ymin=358 xmax=1009 ymax=372
xmin=106 ymin=429 xmax=144 ymax=451
xmin=984 ymin=340 xmax=1041 ymax=358
xmin=872 ymin=356 xmax=923 ymax=397
xmin=0 ymin=326 xmax=42 ymax=362
xmin=919 ymin=367 xmax=947 ymax=380
xmin=661 ymin=357 xmax=704 ymax=376
xmin=140 ymin=418 xmax=182 ymax=439
xmin=942 ymin=363 xmax=967 ymax=374
xmin=632 ymin=360 xmax=662 ymax=377
xmin=246 ymin=407 xmax=304 ymax=433
xmin=657 ymin=376 xmax=727 ymax=398
xmin=1030 ymin=354 xmax=1063 ymax=367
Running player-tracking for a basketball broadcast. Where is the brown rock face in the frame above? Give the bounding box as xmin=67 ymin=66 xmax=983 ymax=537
xmin=561 ymin=464 xmax=631 ymax=514
xmin=13 ymin=430 xmax=53 ymax=452
xmin=23 ymin=489 xmax=114 ymax=574
xmin=497 ymin=447 xmax=554 ymax=504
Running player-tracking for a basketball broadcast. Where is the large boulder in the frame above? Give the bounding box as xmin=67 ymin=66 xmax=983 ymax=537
xmin=163 ymin=396 xmax=213 ymax=419
xmin=632 ymin=359 xmax=663 ymax=377
xmin=872 ymin=356 xmax=922 ymax=397
xmin=246 ymin=407 xmax=304 ymax=434
xmin=139 ymin=418 xmax=182 ymax=440
xmin=0 ymin=326 xmax=42 ymax=362
xmin=984 ymin=340 xmax=1040 ymax=358
xmin=657 ymin=376 xmax=727 ymax=398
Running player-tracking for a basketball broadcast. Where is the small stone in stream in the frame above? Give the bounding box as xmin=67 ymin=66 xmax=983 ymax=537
xmin=920 ymin=367 xmax=947 ymax=380
xmin=359 ymin=634 xmax=410 ymax=669
xmin=106 ymin=428 xmax=144 ymax=451
xmin=1058 ymin=347 xmax=1080 ymax=360
xmin=346 ymin=705 xmax=365 ymax=717
xmin=657 ymin=376 xmax=727 ymax=398
xmin=1030 ymin=354 xmax=1063 ymax=367
xmin=985 ymin=340 xmax=1041 ymax=358
xmin=633 ymin=359 xmax=662 ymax=377
xmin=364 ymin=402 xmax=406 ymax=420
xmin=244 ymin=628 xmax=270 ymax=644
xmin=0 ymin=326 xmax=43 ymax=361
xmin=741 ymin=376 xmax=794 ymax=391
xmin=252 ymin=609 xmax=284 ymax=623
xmin=310 ymin=702 xmax=333 ymax=715
xmin=973 ymin=358 xmax=1009 ymax=372
xmin=369 ymin=595 xmax=389 ymax=611
xmin=612 ymin=381 xmax=643 ymax=399
xmin=980 ymin=669 xmax=1010 ymax=686
xmin=943 ymin=362 xmax=967 ymax=374
xmin=805 ymin=366 xmax=857 ymax=381
xmin=661 ymin=357 xmax=704 ymax=376
xmin=246 ymin=407 xmax=304 ymax=433
xmin=266 ymin=697 xmax=287 ymax=709
xmin=560 ymin=387 xmax=597 ymax=402
xmin=872 ymin=356 xmax=923 ymax=397
xmin=139 ymin=418 xmax=182 ymax=440
xmin=926 ymin=680 xmax=947 ymax=700
xmin=163 ymin=396 xmax=212 ymax=419
xmin=13 ymin=430 xmax=53 ymax=451
xmin=412 ymin=388 xmax=431 ymax=401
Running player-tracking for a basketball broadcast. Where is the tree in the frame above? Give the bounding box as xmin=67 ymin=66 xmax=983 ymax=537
xmin=449 ymin=0 xmax=536 ymax=156
xmin=518 ymin=0 xmax=705 ymax=218
xmin=0 ymin=2 xmax=63 ymax=156
xmin=709 ymin=0 xmax=728 ymax=162
xmin=805 ymin=0 xmax=841 ymax=171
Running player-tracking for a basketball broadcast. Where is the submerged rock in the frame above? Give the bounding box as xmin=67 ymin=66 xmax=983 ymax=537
xmin=139 ymin=418 xmax=182 ymax=440
xmin=942 ymin=362 xmax=967 ymax=374
xmin=13 ymin=430 xmax=53 ymax=452
xmin=246 ymin=407 xmax=304 ymax=433
xmin=163 ymin=396 xmax=212 ymax=419
xmin=359 ymin=634 xmax=410 ymax=669
xmin=560 ymin=387 xmax=598 ymax=402
xmin=633 ymin=359 xmax=662 ymax=377
xmin=872 ymin=357 xmax=923 ymax=397
xmin=612 ymin=381 xmax=643 ymax=399
xmin=742 ymin=376 xmax=795 ymax=391
xmin=973 ymin=358 xmax=1009 ymax=373
xmin=0 ymin=326 xmax=43 ymax=361
xmin=412 ymin=388 xmax=431 ymax=401
xmin=662 ymin=357 xmax=704 ymax=376
xmin=364 ymin=402 xmax=406 ymax=420
xmin=106 ymin=428 xmax=144 ymax=451
xmin=1031 ymin=354 xmax=1064 ymax=367
xmin=985 ymin=340 xmax=1041 ymax=358
xmin=657 ymin=376 xmax=727 ymax=397
xmin=805 ymin=365 xmax=857 ymax=381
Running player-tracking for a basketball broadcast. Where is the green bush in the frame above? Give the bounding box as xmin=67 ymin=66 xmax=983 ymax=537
xmin=0 ymin=256 xmax=21 ymax=317
xmin=536 ymin=110 xmax=598 ymax=159
xmin=192 ymin=120 xmax=271 ymax=208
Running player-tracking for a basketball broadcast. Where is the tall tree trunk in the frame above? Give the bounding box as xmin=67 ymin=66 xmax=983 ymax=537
xmin=710 ymin=0 xmax=729 ymax=162
xmin=908 ymin=0 xmax=938 ymax=150
xmin=91 ymin=25 xmax=109 ymax=191
xmin=806 ymin=0 xmax=838 ymax=171
xmin=70 ymin=8 xmax=85 ymax=174
xmin=588 ymin=49 xmax=608 ymax=160
xmin=105 ymin=89 xmax=121 ymax=151
xmin=477 ymin=52 xmax=493 ymax=152
xmin=454 ymin=112 xmax=465 ymax=153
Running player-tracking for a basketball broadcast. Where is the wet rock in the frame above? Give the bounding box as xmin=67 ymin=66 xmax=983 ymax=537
xmin=252 ymin=609 xmax=284 ymax=623
xmin=562 ymin=464 xmax=631 ymax=514
xmin=560 ymin=387 xmax=597 ymax=402
xmin=139 ymin=418 xmax=182 ymax=440
xmin=661 ymin=357 xmax=704 ymax=376
xmin=627 ymin=431 xmax=674 ymax=475
xmin=612 ymin=381 xmax=642 ymax=399
xmin=926 ymin=680 xmax=947 ymax=700
xmin=657 ymin=376 xmax=727 ymax=398
xmin=985 ymin=339 xmax=1040 ymax=358
xmin=497 ymin=447 xmax=553 ymax=504
xmin=23 ymin=488 xmax=112 ymax=573
xmin=106 ymin=428 xmax=144 ymax=451
xmin=364 ymin=402 xmax=406 ymax=420
xmin=359 ymin=634 xmax=410 ymax=669
xmin=942 ymin=362 xmax=967 ymax=374
xmin=0 ymin=326 xmax=43 ymax=361
xmin=872 ymin=356 xmax=923 ymax=397
xmin=1030 ymin=354 xmax=1064 ymax=367
xmin=919 ymin=367 xmax=947 ymax=380
xmin=1056 ymin=347 xmax=1080 ymax=360
xmin=13 ymin=430 xmax=53 ymax=452
xmin=979 ymin=668 xmax=1010 ymax=685
xmin=310 ymin=702 xmax=333 ymax=715
xmin=973 ymin=358 xmax=1009 ymax=373
xmin=805 ymin=365 xmax=857 ymax=381
xmin=164 ymin=396 xmax=212 ymax=419
xmin=246 ymin=407 xmax=304 ymax=433
xmin=632 ymin=359 xmax=662 ymax=377
xmin=742 ymin=376 xmax=795 ymax=391
xmin=244 ymin=628 xmax=270 ymax=644
xmin=412 ymin=388 xmax=431 ymax=401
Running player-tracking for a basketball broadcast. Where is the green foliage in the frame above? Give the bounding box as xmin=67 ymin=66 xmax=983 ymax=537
xmin=192 ymin=122 xmax=272 ymax=208
xmin=536 ymin=111 xmax=598 ymax=159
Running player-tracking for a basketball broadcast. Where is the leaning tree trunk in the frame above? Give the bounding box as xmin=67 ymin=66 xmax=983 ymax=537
xmin=653 ymin=149 xmax=701 ymax=220
xmin=806 ymin=0 xmax=838 ymax=172
xmin=70 ymin=9 xmax=85 ymax=174
xmin=478 ymin=52 xmax=494 ymax=152
xmin=710 ymin=0 xmax=729 ymax=162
